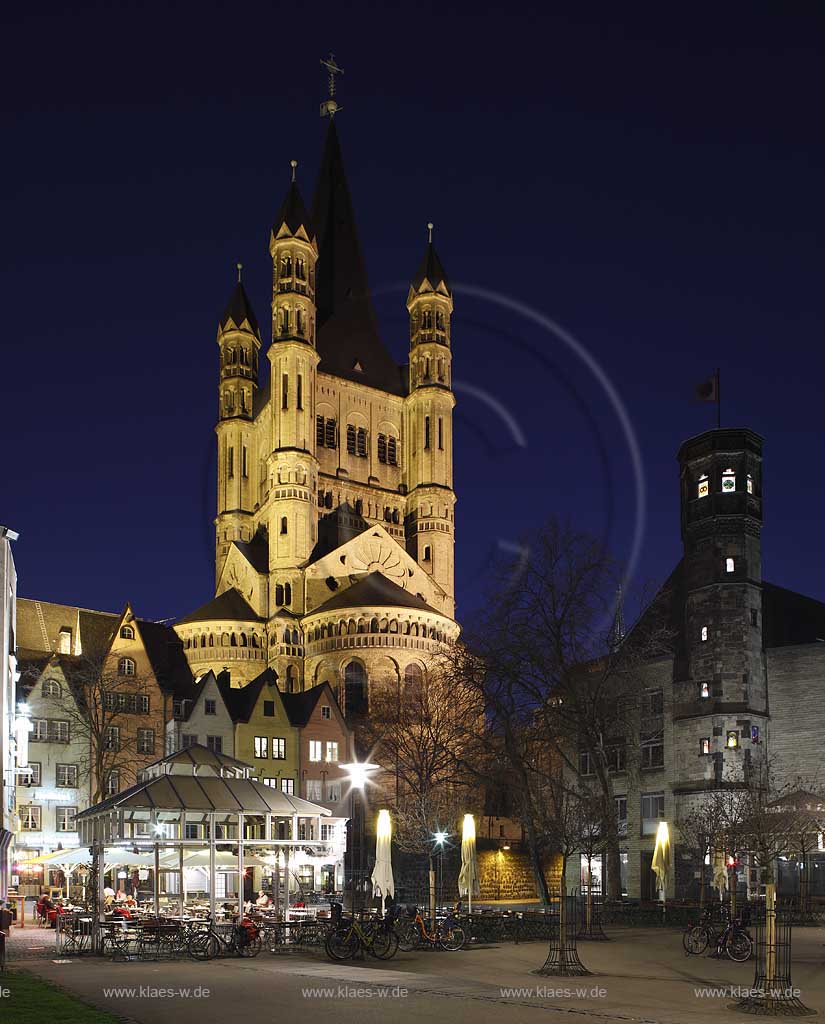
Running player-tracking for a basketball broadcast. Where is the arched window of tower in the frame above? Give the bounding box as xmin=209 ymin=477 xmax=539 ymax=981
xmin=404 ymin=663 xmax=424 ymax=700
xmin=287 ymin=665 xmax=299 ymax=693
xmin=230 ymin=634 xmax=237 ymax=647
xmin=240 ymin=633 xmax=247 ymax=647
xmin=344 ymin=661 xmax=368 ymax=717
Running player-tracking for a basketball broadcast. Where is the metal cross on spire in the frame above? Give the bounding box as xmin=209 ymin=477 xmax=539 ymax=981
xmin=319 ymin=53 xmax=344 ymax=118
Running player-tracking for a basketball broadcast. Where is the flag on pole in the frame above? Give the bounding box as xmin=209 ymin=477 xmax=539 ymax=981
xmin=695 ymin=369 xmax=721 ymax=428
xmin=695 ymin=372 xmax=718 ymax=403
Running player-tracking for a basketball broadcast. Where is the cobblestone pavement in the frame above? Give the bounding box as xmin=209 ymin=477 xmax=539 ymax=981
xmin=9 ymin=926 xmax=825 ymax=1024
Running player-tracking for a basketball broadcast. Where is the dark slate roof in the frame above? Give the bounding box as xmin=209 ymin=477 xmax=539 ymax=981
xmin=176 ymin=588 xmax=265 ymax=626
xmin=219 ymin=667 xmax=280 ymax=724
xmin=15 ymin=598 xmax=118 ymax=657
xmin=233 ymin=531 xmax=269 ymax=574
xmin=273 ymin=180 xmax=314 ymax=237
xmin=411 ymin=242 xmax=450 ymax=295
xmin=220 ymin=281 xmax=259 ymax=335
xmin=311 ymin=571 xmax=439 ymax=616
xmin=311 ymin=120 xmax=404 ymax=396
xmin=137 ymin=620 xmax=194 ymax=696
xmin=76 ymin=771 xmax=331 ymax=819
xmin=78 ymin=610 xmax=118 ymax=659
xmin=281 ymin=682 xmax=338 ymax=728
xmin=762 ymin=582 xmax=825 ymax=647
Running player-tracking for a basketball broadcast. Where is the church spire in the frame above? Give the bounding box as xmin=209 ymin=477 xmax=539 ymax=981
xmin=272 ymin=161 xmax=314 ymax=240
xmin=310 ymin=117 xmax=402 ymax=394
xmin=220 ymin=277 xmax=260 ymax=336
xmin=410 ymin=222 xmax=451 ymax=297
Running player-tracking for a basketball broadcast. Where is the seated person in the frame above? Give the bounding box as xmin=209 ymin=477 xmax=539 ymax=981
xmin=255 ymin=890 xmax=271 ymax=908
xmin=116 ymin=889 xmax=128 ymax=902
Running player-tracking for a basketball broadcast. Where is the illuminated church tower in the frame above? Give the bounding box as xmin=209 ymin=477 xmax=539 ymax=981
xmin=176 ymin=64 xmax=459 ymax=707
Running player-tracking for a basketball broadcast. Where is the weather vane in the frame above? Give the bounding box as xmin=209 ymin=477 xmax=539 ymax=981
xmin=236 ymin=262 xmax=243 ymax=283
xmin=320 ymin=52 xmax=344 ymax=118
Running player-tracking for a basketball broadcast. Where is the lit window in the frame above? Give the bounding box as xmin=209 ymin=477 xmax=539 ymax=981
xmin=118 ymin=657 xmax=136 ymax=676
xmin=272 ymin=738 xmax=286 ymax=759
xmin=280 ymin=778 xmax=294 ymax=795
xmin=327 ymin=783 xmax=340 ymax=802
xmin=697 ymin=475 xmax=709 ymax=499
xmin=747 ymin=474 xmax=754 ymax=494
xmin=321 ymin=706 xmax=331 ymax=720
xmin=137 ymin=728 xmax=155 ymax=754
xmin=726 ymin=557 xmax=735 ymax=573
xmin=701 ymin=626 xmax=708 ymax=642
xmin=20 ymin=805 xmax=42 ymax=831
xmin=120 ymin=625 xmax=135 ymax=640
xmin=56 ymin=763 xmax=78 ymax=787
xmin=321 ymin=823 xmax=336 ymax=841
xmin=57 ymin=806 xmax=77 ymax=832
xmin=700 ymin=682 xmax=710 ymax=699
xmin=306 ymin=779 xmax=322 ymax=801
xmin=104 ymin=726 xmax=119 ymax=751
xmin=726 ymin=731 xmax=739 ymax=749
xmin=721 ymin=469 xmax=736 ymax=492
xmin=751 ymin=725 xmax=760 ymax=744
xmin=19 ymin=762 xmax=41 ymax=787
xmin=325 ymin=741 xmax=339 ymax=763
xmin=254 ymin=736 xmax=268 ymax=758
xmin=309 ymin=740 xmax=322 ymax=762
xmin=106 ymin=770 xmax=120 ymax=796
xmin=700 ymin=738 xmax=710 ymax=755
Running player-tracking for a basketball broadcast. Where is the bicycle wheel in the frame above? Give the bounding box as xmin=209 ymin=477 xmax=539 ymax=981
xmin=239 ymin=934 xmax=262 ymax=958
xmin=370 ymin=928 xmax=399 ymax=960
xmin=683 ymin=926 xmax=709 ymax=955
xmin=188 ymin=931 xmax=219 ymax=961
xmin=727 ymin=932 xmax=752 ymax=962
xmin=325 ymin=926 xmax=359 ymax=960
xmin=396 ymin=921 xmax=420 ymax=952
xmin=439 ymin=925 xmax=466 ymax=951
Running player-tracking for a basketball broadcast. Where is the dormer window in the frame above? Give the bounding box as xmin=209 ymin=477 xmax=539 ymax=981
xmin=697 ymin=475 xmax=709 ymax=499
xmin=721 ymin=469 xmax=736 ymax=492
xmin=120 ymin=625 xmax=134 ymax=640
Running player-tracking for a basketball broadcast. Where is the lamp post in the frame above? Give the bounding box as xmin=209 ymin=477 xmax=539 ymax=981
xmin=340 ymin=761 xmax=380 ymax=915
xmin=433 ymin=831 xmax=448 ymax=918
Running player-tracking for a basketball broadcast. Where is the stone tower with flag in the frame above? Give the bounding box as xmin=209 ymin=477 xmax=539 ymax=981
xmin=174 ymin=86 xmax=459 ymax=719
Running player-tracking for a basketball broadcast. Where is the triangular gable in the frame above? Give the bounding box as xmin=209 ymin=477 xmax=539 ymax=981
xmin=215 ymin=544 xmax=267 ymax=617
xmin=304 ymin=522 xmax=449 ymax=618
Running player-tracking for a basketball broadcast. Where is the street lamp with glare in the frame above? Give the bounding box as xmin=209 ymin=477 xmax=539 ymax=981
xmin=433 ymin=831 xmax=448 ymax=846
xmin=340 ymin=761 xmax=381 ymax=913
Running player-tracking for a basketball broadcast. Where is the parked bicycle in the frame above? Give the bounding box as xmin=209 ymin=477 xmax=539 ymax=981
xmin=188 ymin=915 xmax=262 ymax=960
xmin=683 ymin=904 xmax=751 ymax=961
xmin=683 ymin=904 xmax=723 ymax=955
xmin=325 ymin=903 xmax=400 ymax=961
xmin=396 ymin=905 xmax=466 ymax=952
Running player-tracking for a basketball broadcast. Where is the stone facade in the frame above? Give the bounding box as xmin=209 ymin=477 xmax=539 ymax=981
xmin=567 ymin=428 xmax=825 ymax=900
xmin=173 ymin=118 xmax=460 ymax=721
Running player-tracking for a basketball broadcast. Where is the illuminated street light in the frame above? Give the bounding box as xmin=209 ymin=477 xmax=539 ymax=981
xmin=433 ymin=831 xmax=448 ymax=846
xmin=340 ymin=760 xmax=381 ymax=790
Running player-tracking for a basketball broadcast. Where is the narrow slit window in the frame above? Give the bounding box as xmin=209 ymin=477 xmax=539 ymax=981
xmin=280 ymin=517 xmax=288 ymax=535
xmin=424 ymin=416 xmax=431 ymax=450
xmin=356 ymin=427 xmax=367 ymax=457
xmin=726 ymin=557 xmax=735 ymax=573
xmin=701 ymin=626 xmax=708 ymax=641
xmin=297 ymin=374 xmax=303 ymax=410
xmin=282 ymin=374 xmax=288 ymax=409
xmin=438 ymin=417 xmax=444 ymax=450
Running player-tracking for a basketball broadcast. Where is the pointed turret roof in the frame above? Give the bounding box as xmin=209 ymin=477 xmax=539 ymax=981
xmin=411 ymin=241 xmax=450 ymax=296
xmin=311 ymin=120 xmax=403 ymax=395
xmin=220 ymin=281 xmax=259 ymax=336
xmin=273 ymin=179 xmax=314 ymax=238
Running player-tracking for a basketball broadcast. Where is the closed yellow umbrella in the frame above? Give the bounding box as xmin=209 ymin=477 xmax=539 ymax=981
xmin=652 ymin=821 xmax=671 ymax=901
xmin=458 ymin=814 xmax=480 ymax=913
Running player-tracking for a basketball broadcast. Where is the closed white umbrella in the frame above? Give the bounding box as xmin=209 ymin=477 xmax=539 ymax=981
xmin=371 ymin=809 xmax=394 ymax=903
xmin=458 ymin=814 xmax=480 ymax=913
xmin=712 ymin=852 xmax=728 ymax=896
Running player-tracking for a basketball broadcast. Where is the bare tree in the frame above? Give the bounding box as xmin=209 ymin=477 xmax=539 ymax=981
xmin=55 ymin=652 xmax=155 ymax=803
xmin=443 ymin=519 xmax=673 ymax=899
xmin=674 ymin=794 xmax=726 ymax=912
xmin=362 ymin=666 xmax=482 ymax=925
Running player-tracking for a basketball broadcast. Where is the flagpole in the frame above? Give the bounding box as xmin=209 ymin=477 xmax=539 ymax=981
xmin=716 ymin=368 xmax=721 ymax=429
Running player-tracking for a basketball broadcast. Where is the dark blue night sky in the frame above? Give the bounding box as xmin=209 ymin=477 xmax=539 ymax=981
xmin=3 ymin=2 xmax=823 ymax=626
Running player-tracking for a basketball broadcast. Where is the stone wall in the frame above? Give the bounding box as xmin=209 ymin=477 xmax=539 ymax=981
xmin=392 ymin=847 xmax=560 ymax=903
xmin=767 ymin=643 xmax=825 ymax=789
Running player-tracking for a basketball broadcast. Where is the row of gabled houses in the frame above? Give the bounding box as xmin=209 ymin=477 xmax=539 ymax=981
xmin=11 ymin=597 xmax=352 ymax=895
